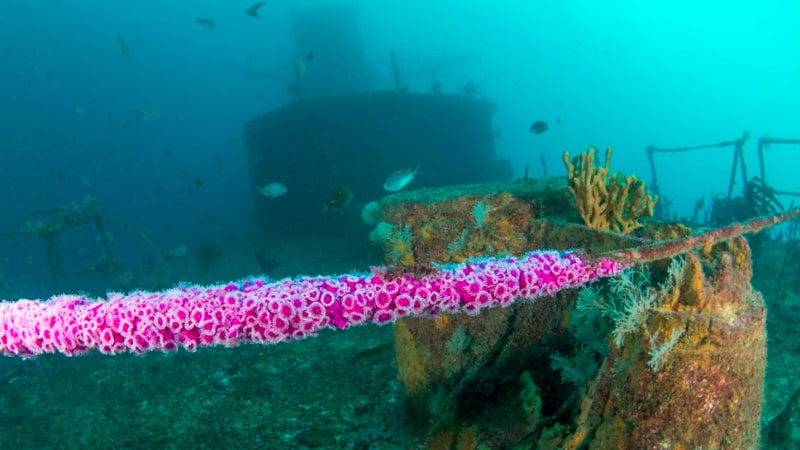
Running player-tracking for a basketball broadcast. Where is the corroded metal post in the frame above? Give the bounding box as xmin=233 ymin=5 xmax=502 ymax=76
xmin=375 ymin=178 xmax=772 ymax=448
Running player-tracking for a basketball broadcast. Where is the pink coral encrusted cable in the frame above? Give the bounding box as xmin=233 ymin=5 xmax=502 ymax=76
xmin=0 ymin=251 xmax=624 ymax=358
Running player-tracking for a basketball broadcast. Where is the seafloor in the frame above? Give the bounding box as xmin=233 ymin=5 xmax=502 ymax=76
xmin=0 ymin=226 xmax=798 ymax=449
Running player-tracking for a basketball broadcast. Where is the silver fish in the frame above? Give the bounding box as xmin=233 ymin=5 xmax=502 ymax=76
xmin=383 ymin=166 xmax=420 ymax=192
xmin=257 ymin=182 xmax=287 ymax=198
xmin=136 ymin=106 xmax=161 ymax=120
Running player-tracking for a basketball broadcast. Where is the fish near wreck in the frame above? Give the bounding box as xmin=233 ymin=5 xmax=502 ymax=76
xmin=383 ymin=166 xmax=420 ymax=192
xmin=323 ymin=186 xmax=353 ymax=213
xmin=136 ymin=107 xmax=161 ymax=120
xmin=529 ymin=120 xmax=548 ymax=134
xmin=116 ymin=33 xmax=129 ymax=58
xmin=246 ymin=1 xmax=266 ymax=18
xmin=257 ymin=182 xmax=287 ymax=198
xmin=196 ymin=18 xmax=216 ymax=30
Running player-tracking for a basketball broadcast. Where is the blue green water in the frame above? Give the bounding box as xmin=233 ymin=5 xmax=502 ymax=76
xmin=0 ymin=1 xmax=798 ymax=448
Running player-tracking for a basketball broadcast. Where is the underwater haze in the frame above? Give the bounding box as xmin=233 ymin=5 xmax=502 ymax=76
xmin=0 ymin=0 xmax=799 ymax=448
xmin=1 ymin=0 xmax=798 ymax=295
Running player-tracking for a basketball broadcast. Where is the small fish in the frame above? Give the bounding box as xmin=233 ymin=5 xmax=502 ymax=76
xmin=136 ymin=106 xmax=161 ymax=120
xmin=246 ymin=1 xmax=266 ymax=18
xmin=294 ymin=59 xmax=306 ymax=78
xmin=383 ymin=166 xmax=420 ymax=192
xmin=193 ymin=176 xmax=204 ymax=187
xmin=169 ymin=245 xmax=188 ymax=257
xmin=323 ymin=186 xmax=354 ymax=213
xmin=196 ymin=18 xmax=216 ymax=30
xmin=116 ymin=32 xmax=129 ymax=58
xmin=257 ymin=182 xmax=287 ymax=198
xmin=304 ymin=52 xmax=313 ymax=61
xmin=529 ymin=120 xmax=548 ymax=134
